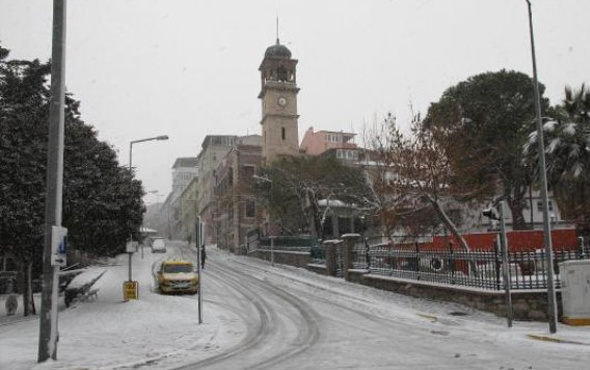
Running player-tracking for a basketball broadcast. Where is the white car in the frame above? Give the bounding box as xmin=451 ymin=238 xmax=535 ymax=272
xmin=151 ymin=238 xmax=167 ymax=253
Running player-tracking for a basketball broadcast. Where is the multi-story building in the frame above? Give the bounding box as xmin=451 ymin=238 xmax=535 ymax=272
xmin=300 ymin=127 xmax=358 ymax=159
xmin=160 ymin=157 xmax=198 ymax=239
xmin=196 ymin=135 xmax=239 ymax=244
xmin=180 ymin=176 xmax=199 ymax=244
xmin=215 ymin=136 xmax=262 ymax=253
xmin=172 ymin=157 xmax=199 ymax=196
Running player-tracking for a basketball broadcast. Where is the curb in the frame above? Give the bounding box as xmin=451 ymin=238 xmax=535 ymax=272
xmin=526 ymin=334 xmax=590 ymax=346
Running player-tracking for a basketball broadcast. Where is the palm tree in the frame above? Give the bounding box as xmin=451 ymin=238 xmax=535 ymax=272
xmin=525 ymin=84 xmax=590 ymax=233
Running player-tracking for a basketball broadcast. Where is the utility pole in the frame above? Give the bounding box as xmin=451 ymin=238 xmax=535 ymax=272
xmin=38 ymin=0 xmax=67 ymax=362
xmin=525 ymin=0 xmax=558 ymax=333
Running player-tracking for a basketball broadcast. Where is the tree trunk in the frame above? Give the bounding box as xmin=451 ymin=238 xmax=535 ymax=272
xmin=428 ymin=196 xmax=470 ymax=252
xmin=22 ymin=260 xmax=35 ymax=316
xmin=428 ymin=197 xmax=481 ymax=275
xmin=507 ymin=187 xmax=528 ymax=230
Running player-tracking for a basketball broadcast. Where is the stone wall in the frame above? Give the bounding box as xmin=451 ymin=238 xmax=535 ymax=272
xmin=307 ymin=264 xmax=328 ymax=275
xmin=348 ymin=270 xmax=563 ymax=321
xmin=247 ymin=235 xmax=564 ymax=322
xmin=249 ymin=249 xmax=310 ymax=268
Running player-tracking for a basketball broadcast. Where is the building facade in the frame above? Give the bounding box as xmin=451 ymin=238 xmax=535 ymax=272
xmin=159 ymin=157 xmax=198 ymax=239
xmin=180 ymin=176 xmax=199 ymax=244
xmin=195 ymin=136 xmax=238 ymax=244
xmin=300 ymin=127 xmax=358 ymax=158
xmin=215 ymin=137 xmax=263 ymax=253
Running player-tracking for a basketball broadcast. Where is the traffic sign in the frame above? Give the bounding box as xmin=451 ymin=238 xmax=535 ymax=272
xmin=123 ymin=281 xmax=138 ymax=301
xmin=51 ymin=226 xmax=68 ymax=267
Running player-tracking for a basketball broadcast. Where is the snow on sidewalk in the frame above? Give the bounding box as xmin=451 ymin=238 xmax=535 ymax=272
xmin=0 ymin=247 xmax=237 ymax=370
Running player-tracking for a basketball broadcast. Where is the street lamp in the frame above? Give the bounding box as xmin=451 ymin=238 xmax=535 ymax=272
xmin=126 ymin=135 xmax=169 ymax=296
xmin=524 ymin=0 xmax=558 ymax=334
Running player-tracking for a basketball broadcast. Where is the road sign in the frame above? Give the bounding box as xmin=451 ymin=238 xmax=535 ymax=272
xmin=123 ymin=281 xmax=138 ymax=301
xmin=51 ymin=226 xmax=68 ymax=267
xmin=126 ymin=241 xmax=138 ymax=253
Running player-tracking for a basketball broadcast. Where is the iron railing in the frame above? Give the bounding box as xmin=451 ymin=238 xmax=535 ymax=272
xmin=257 ymin=235 xmax=317 ymax=252
xmin=310 ymin=242 xmax=326 ymax=264
xmin=359 ymin=243 xmax=590 ymax=290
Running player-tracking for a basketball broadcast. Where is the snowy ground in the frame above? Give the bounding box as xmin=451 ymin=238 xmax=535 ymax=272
xmin=0 ymin=241 xmax=589 ymax=370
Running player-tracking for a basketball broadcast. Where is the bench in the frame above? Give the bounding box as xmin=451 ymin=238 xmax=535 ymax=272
xmin=64 ymin=270 xmax=106 ymax=307
xmin=80 ymin=288 xmax=99 ymax=302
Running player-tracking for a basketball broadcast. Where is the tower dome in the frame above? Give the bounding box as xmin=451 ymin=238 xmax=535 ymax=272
xmin=264 ymin=39 xmax=292 ymax=59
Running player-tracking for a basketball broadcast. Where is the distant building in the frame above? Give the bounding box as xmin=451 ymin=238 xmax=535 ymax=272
xmin=160 ymin=157 xmax=198 ymax=240
xmin=300 ymin=127 xmax=358 ymax=158
xmin=171 ymin=157 xmax=199 ymax=197
xmin=180 ymin=176 xmax=199 ymax=244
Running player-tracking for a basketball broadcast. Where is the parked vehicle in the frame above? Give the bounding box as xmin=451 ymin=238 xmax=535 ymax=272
xmin=157 ymin=260 xmax=198 ymax=294
xmin=151 ymin=237 xmax=167 ymax=253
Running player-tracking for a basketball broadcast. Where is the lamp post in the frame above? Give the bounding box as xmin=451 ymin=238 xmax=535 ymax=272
xmin=524 ymin=0 xmax=558 ymax=334
xmin=127 ymin=135 xmax=168 ymax=289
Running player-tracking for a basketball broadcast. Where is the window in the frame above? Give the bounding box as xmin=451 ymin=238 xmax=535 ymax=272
xmin=537 ymin=200 xmax=554 ymax=212
xmin=282 ymin=127 xmax=286 ymax=140
xmin=243 ymin=165 xmax=255 ymax=179
xmin=245 ymin=200 xmax=255 ymax=218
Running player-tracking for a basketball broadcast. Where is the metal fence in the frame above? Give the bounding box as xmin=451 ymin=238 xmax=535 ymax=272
xmin=257 ymin=235 xmax=318 ymax=252
xmin=310 ymin=242 xmax=326 ymax=264
xmin=355 ymin=241 xmax=590 ymax=291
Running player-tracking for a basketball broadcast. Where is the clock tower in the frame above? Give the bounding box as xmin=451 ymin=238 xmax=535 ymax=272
xmin=258 ymin=38 xmax=300 ymax=166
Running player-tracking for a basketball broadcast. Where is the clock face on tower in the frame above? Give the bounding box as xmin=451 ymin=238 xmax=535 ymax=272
xmin=277 ymin=96 xmax=287 ymax=108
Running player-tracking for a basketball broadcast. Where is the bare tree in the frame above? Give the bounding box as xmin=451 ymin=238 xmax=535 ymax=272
xmin=366 ymin=113 xmax=495 ymax=251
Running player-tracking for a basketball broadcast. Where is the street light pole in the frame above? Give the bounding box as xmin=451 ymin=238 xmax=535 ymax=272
xmin=127 ymin=135 xmax=169 ymax=287
xmin=525 ymin=0 xmax=558 ymax=333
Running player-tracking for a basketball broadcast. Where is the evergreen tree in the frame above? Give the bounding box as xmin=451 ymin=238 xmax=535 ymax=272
xmin=424 ymin=70 xmax=548 ymax=229
xmin=0 ymin=44 xmax=144 ymax=314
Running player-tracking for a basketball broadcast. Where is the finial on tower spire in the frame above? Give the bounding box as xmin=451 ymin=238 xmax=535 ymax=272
xmin=276 ymin=16 xmax=280 ymax=44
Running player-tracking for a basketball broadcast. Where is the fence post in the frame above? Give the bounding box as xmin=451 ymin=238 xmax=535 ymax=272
xmin=271 ymin=236 xmax=275 ymax=266
xmin=365 ymin=237 xmax=371 ymax=271
xmin=415 ymin=242 xmax=420 ymax=280
xmin=448 ymin=242 xmax=455 ymax=284
xmin=498 ymin=203 xmax=513 ymax=328
xmin=494 ymin=241 xmax=501 ymax=291
xmin=580 ymin=236 xmax=586 ymax=259
xmin=324 ymin=240 xmax=336 ymax=277
xmin=342 ymin=234 xmax=359 ymax=281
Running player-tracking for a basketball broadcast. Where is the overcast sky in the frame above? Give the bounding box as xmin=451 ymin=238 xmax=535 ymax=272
xmin=1 ymin=0 xmax=589 ymax=203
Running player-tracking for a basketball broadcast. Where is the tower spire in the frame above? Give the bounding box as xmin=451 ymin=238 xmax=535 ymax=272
xmin=276 ymin=16 xmax=280 ymax=44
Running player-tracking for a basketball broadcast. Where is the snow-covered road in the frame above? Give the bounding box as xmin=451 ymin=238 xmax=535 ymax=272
xmin=1 ymin=242 xmax=589 ymax=370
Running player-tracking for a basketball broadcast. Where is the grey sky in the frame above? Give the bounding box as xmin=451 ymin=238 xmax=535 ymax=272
xmin=1 ymin=0 xmax=588 ymax=203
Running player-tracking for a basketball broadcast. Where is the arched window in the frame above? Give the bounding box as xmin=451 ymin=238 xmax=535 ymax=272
xmin=282 ymin=127 xmax=286 ymax=140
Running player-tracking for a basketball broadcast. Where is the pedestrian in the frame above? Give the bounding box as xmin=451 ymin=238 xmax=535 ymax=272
xmin=201 ymin=244 xmax=207 ymax=269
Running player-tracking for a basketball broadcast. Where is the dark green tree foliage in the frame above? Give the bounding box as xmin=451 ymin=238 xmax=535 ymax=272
xmin=263 ymin=156 xmax=371 ymax=238
xmin=525 ymin=84 xmax=590 ymax=234
xmin=1 ymin=43 xmax=145 ymax=278
xmin=62 ymin=114 xmax=145 ymax=256
xmin=0 ymin=49 xmax=50 ymax=289
xmin=424 ymin=70 xmax=548 ymax=230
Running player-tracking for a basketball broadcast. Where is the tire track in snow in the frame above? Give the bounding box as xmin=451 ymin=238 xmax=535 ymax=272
xmin=171 ymin=247 xmax=320 ymax=370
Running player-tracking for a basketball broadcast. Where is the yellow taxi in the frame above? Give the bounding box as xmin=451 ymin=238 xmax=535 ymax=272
xmin=157 ymin=260 xmax=199 ymax=294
